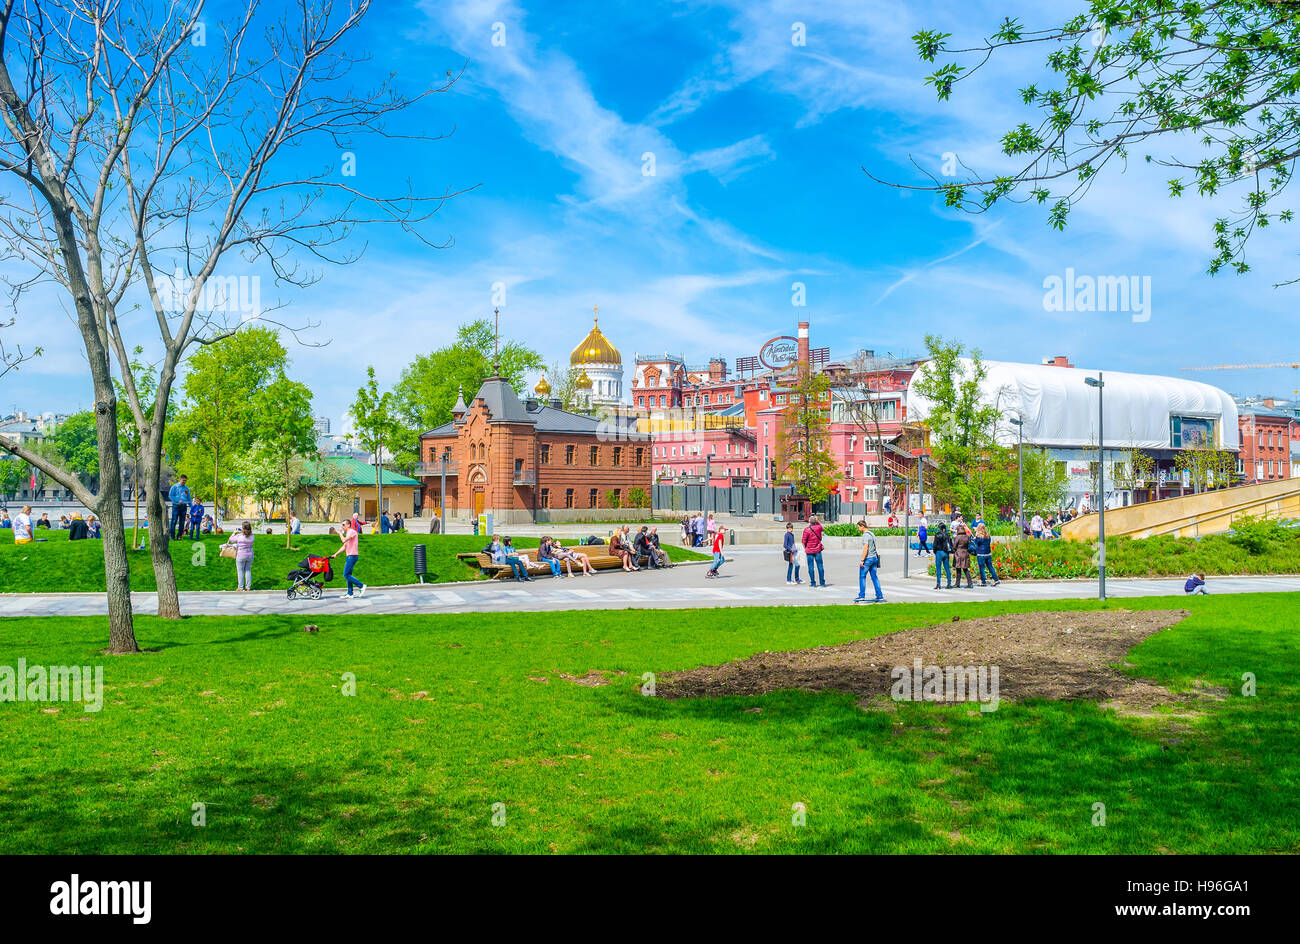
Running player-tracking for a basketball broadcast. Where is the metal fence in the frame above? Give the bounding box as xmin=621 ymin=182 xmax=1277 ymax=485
xmin=652 ymin=484 xmax=842 ymax=521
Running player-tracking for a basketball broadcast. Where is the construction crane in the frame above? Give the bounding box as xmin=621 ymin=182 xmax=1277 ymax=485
xmin=1182 ymin=362 xmax=1300 ymax=371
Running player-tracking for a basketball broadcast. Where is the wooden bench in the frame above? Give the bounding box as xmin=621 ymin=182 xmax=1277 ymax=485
xmin=459 ymin=546 xmax=667 ymax=580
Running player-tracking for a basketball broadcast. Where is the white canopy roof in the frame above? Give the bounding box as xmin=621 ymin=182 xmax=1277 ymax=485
xmin=905 ymin=359 xmax=1239 ymax=451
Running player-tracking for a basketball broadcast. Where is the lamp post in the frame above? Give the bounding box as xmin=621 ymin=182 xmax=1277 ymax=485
xmin=1009 ymin=416 xmax=1024 ymax=540
xmin=439 ymin=448 xmax=449 ymax=535
xmin=1085 ymin=373 xmax=1106 ymax=600
xmin=906 ymin=447 xmax=931 ymax=579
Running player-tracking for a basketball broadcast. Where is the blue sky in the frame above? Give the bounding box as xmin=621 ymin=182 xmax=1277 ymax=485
xmin=6 ymin=0 xmax=1300 ymax=429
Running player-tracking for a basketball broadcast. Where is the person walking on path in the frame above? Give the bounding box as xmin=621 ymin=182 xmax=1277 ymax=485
xmin=188 ymin=496 xmax=204 ymax=540
xmin=693 ymin=512 xmax=707 ymax=548
xmin=331 ymin=518 xmax=367 ymax=598
xmin=854 ymin=519 xmax=884 ymax=603
xmin=932 ymin=522 xmax=954 ymax=589
xmin=705 ymin=526 xmax=727 ymax=578
xmin=801 ymin=515 xmax=827 ymax=588
xmin=706 ymin=513 xmax=717 ymax=544
xmin=168 ymin=475 xmax=191 ymax=540
xmin=224 ymin=521 xmax=256 ymax=591
xmin=973 ymin=524 xmax=1000 ymax=586
xmin=782 ymin=522 xmax=803 ymax=585
xmin=916 ymin=515 xmax=930 ymax=557
xmin=952 ymin=523 xmax=974 ymax=588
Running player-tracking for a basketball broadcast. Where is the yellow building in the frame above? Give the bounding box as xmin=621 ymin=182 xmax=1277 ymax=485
xmin=225 ymin=458 xmax=421 ymax=523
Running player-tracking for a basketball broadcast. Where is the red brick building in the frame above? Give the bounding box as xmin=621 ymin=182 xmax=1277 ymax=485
xmin=419 ymin=376 xmax=652 ymax=524
xmin=1237 ymin=402 xmax=1293 ymax=483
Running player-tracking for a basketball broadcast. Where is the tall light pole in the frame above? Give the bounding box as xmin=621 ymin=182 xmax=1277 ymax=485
xmin=439 ymin=447 xmax=449 ymax=535
xmin=1009 ymin=416 xmax=1024 ymax=539
xmin=1085 ymin=373 xmax=1106 ymax=600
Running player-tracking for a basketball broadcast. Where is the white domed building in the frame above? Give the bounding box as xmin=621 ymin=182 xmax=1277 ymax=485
xmin=570 ymin=308 xmax=623 ymax=408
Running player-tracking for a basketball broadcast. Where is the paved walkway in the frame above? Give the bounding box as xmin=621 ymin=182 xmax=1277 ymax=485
xmin=2 ymin=548 xmax=1296 ymax=617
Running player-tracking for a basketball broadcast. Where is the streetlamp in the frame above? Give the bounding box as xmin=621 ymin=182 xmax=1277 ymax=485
xmin=905 ymin=447 xmax=931 ymax=579
xmin=1009 ymin=416 xmax=1025 ymax=539
xmin=439 ymin=448 xmax=450 ymax=535
xmin=1085 ymin=373 xmax=1106 ymax=601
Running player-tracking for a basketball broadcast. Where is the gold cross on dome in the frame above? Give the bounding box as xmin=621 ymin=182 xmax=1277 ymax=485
xmin=593 ymin=304 xmax=598 ymax=324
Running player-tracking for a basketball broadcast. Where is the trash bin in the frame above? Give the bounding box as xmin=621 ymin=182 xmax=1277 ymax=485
xmin=413 ymin=544 xmax=428 ymax=584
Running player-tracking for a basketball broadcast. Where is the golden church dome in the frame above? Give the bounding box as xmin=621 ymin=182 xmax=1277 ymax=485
xmin=575 ymin=369 xmax=593 ymax=389
xmin=570 ymin=309 xmax=621 ymax=366
xmin=534 ymin=374 xmax=552 ymax=397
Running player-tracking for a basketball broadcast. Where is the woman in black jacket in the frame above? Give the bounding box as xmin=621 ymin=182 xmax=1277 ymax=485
xmin=932 ymin=522 xmax=953 ymax=589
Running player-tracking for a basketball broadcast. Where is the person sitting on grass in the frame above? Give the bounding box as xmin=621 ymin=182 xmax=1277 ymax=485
xmin=0 ymin=510 xmax=10 ymax=528
xmin=12 ymin=506 xmax=32 ymax=544
xmin=87 ymin=516 xmax=101 ymax=538
xmin=68 ymin=513 xmax=89 ymax=541
xmin=36 ymin=513 xmax=51 ymax=529
xmin=1185 ymin=573 xmax=1208 ymax=595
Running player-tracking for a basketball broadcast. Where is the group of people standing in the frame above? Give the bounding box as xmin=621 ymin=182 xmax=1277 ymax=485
xmin=166 ymin=475 xmax=218 ymax=539
xmin=917 ymin=513 xmax=1001 ymax=589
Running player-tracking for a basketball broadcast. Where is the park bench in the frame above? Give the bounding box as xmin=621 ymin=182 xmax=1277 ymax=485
xmin=457 ymin=548 xmax=660 ymax=579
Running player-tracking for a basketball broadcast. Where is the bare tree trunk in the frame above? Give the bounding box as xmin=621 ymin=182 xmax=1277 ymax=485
xmin=144 ymin=453 xmax=182 ymax=619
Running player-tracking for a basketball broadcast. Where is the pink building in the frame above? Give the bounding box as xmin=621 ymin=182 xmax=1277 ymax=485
xmin=652 ymin=426 xmax=760 ymax=485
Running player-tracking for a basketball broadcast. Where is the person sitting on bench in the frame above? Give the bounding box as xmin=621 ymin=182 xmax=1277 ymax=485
xmin=609 ymin=530 xmax=636 ymax=572
xmin=492 ymin=535 xmax=531 ymax=581
xmin=537 ymin=536 xmax=565 ymax=577
xmin=646 ymin=526 xmax=670 ymax=567
xmin=633 ymin=526 xmax=659 ymax=568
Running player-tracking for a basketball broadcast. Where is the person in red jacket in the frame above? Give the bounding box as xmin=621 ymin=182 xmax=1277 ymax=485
xmin=801 ymin=516 xmax=827 ymax=588
xmin=705 ymin=526 xmax=727 ymax=577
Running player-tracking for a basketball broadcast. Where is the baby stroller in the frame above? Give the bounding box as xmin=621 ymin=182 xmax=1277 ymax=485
xmin=286 ymin=555 xmax=333 ymax=600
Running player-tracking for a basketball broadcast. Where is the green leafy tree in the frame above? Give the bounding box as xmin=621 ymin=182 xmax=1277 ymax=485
xmin=775 ymin=372 xmax=838 ymax=503
xmin=49 ymin=412 xmax=100 ymax=490
xmin=171 ymin=328 xmax=287 ymax=520
xmin=910 ymin=335 xmax=1003 ymax=510
xmin=256 ymin=371 xmax=317 ymax=547
xmin=0 ymin=457 xmax=26 ymax=499
xmin=351 ymin=366 xmax=402 ymax=518
xmin=899 ymin=3 xmax=1299 ymax=278
xmin=392 ymin=319 xmax=546 ymax=431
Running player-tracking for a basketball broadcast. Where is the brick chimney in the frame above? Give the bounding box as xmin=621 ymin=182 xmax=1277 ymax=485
xmin=797 ymin=321 xmax=809 ymax=372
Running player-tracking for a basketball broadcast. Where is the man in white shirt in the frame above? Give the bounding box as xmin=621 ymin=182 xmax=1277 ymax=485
xmin=1030 ymin=513 xmax=1045 ymax=539
xmin=13 ymin=505 xmax=33 ymax=544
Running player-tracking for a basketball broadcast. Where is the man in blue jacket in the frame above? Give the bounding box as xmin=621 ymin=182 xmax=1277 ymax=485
xmin=168 ymin=475 xmax=191 ymax=540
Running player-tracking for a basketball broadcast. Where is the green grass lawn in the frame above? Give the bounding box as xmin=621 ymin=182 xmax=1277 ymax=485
xmin=0 ymin=594 xmax=1296 ymax=853
xmin=0 ymin=529 xmax=708 ymax=592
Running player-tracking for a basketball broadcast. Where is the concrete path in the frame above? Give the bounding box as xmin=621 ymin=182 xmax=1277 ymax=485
xmin=1 ymin=548 xmax=1295 ymax=617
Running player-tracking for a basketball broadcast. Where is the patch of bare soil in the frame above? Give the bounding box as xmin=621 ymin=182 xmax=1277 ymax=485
xmin=655 ymin=609 xmax=1194 ymax=708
